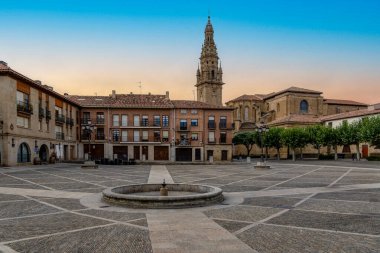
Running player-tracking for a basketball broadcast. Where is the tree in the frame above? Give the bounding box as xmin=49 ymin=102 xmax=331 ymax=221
xmin=306 ymin=125 xmax=326 ymax=156
xmin=281 ymin=127 xmax=308 ymax=161
xmin=323 ymin=126 xmax=342 ymax=160
xmin=264 ymin=127 xmax=284 ymax=160
xmin=233 ymin=131 xmax=256 ymax=156
xmin=360 ymin=116 xmax=380 ymax=149
xmin=338 ymin=121 xmax=363 ymax=160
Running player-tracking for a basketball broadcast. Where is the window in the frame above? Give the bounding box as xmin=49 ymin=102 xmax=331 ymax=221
xmin=121 ymin=130 xmax=128 ymax=142
xmin=153 ymin=116 xmax=160 ymax=127
xmin=191 ymin=119 xmax=198 ymax=126
xmin=96 ymin=112 xmax=104 ymax=124
xmin=162 ymin=131 xmax=169 ymax=142
xmin=142 ymin=115 xmax=149 ymax=126
xmin=328 ymin=122 xmax=333 ymax=128
xmin=191 ymin=133 xmax=198 ymax=140
xmin=191 ymin=109 xmax=198 ymax=114
xmin=96 ymin=128 xmax=105 ymax=140
xmin=208 ymin=116 xmax=215 ymax=129
xmin=17 ymin=91 xmax=29 ymax=103
xmin=154 ymin=131 xmax=161 ymax=142
xmin=180 ymin=119 xmax=187 ymax=130
xmin=113 ymin=130 xmax=120 ymax=142
xmin=180 ymin=109 xmax=187 ymax=114
xmin=39 ymin=120 xmax=42 ymax=131
xmin=113 ymin=115 xmax=120 ymax=127
xmin=300 ymin=100 xmax=309 ymax=113
xmin=83 ymin=112 xmax=90 ymax=124
xmin=162 ymin=115 xmax=169 ymax=127
xmin=277 ymin=103 xmax=280 ymax=112
xmin=220 ymin=132 xmax=227 ymax=143
xmin=244 ymin=107 xmax=249 ymax=121
xmin=17 ymin=116 xmax=29 ymax=128
xmin=219 ymin=116 xmax=227 ymax=129
xmin=134 ymin=115 xmax=140 ymax=126
xmin=208 ymin=132 xmax=215 ymax=143
xmin=121 ymin=115 xmax=128 ymax=127
xmin=133 ymin=130 xmax=140 ymax=142
xmin=142 ymin=131 xmax=148 ymax=141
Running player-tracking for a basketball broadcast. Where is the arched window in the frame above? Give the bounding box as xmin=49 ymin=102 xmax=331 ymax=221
xmin=17 ymin=142 xmax=30 ymax=163
xmin=244 ymin=107 xmax=249 ymax=121
xmin=300 ymin=100 xmax=309 ymax=113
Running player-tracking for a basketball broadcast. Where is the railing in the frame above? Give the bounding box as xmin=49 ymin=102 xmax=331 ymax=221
xmin=176 ymin=138 xmax=191 ymax=146
xmin=96 ymin=118 xmax=105 ymax=124
xmin=179 ymin=125 xmax=188 ymax=131
xmin=81 ymin=118 xmax=92 ymax=124
xmin=46 ymin=110 xmax=51 ymax=120
xmin=219 ymin=122 xmax=227 ymax=129
xmin=38 ymin=107 xmax=45 ymax=119
xmin=208 ymin=138 xmax=216 ymax=144
xmin=96 ymin=134 xmax=105 ymax=140
xmin=66 ymin=117 xmax=74 ymax=126
xmin=56 ymin=132 xmax=64 ymax=140
xmin=162 ymin=138 xmax=169 ymax=142
xmin=17 ymin=101 xmax=33 ymax=114
xmin=55 ymin=114 xmax=65 ymax=124
xmin=220 ymin=137 xmax=227 ymax=144
xmin=153 ymin=121 xmax=161 ymax=127
xmin=154 ymin=137 xmax=161 ymax=142
xmin=141 ymin=119 xmax=149 ymax=127
xmin=208 ymin=122 xmax=216 ymax=129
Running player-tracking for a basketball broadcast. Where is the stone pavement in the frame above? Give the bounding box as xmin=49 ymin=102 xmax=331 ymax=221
xmin=0 ymin=162 xmax=379 ymax=253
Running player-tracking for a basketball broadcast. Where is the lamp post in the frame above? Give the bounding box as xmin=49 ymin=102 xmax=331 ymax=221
xmin=256 ymin=124 xmax=269 ymax=163
xmin=82 ymin=120 xmax=97 ymax=161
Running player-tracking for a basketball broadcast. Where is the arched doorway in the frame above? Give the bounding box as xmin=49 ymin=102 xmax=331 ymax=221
xmin=39 ymin=144 xmax=49 ymax=162
xmin=17 ymin=142 xmax=30 ymax=163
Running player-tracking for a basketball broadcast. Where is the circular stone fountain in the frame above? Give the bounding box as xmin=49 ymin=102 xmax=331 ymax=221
xmin=102 ymin=184 xmax=224 ymax=209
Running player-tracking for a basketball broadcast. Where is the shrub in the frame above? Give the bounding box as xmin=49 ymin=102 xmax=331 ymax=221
xmin=367 ymin=156 xmax=380 ymax=161
xmin=318 ymin=154 xmax=335 ymax=160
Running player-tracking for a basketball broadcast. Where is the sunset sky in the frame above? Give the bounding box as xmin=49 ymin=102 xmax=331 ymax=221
xmin=1 ymin=0 xmax=380 ymax=104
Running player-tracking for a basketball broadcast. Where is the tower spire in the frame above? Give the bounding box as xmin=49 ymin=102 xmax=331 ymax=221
xmin=195 ymin=16 xmax=224 ymax=106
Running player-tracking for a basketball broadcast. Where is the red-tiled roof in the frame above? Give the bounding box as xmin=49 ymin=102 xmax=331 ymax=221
xmin=265 ymin=86 xmax=322 ymax=99
xmin=172 ymin=100 xmax=233 ymax=110
xmin=268 ymin=114 xmax=321 ymax=126
xmin=0 ymin=61 xmax=79 ymax=106
xmin=323 ymin=99 xmax=368 ymax=106
xmin=68 ymin=94 xmax=173 ymax=108
xmin=321 ymin=107 xmax=380 ymax=121
xmin=226 ymin=94 xmax=264 ymax=103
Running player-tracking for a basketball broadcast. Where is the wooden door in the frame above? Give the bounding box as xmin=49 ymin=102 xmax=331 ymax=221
xmin=195 ymin=148 xmax=201 ymax=161
xmin=134 ymin=146 xmax=140 ymax=160
xmin=362 ymin=145 xmax=369 ymax=158
xmin=154 ymin=146 xmax=169 ymax=160
xmin=221 ymin=150 xmax=228 ymax=161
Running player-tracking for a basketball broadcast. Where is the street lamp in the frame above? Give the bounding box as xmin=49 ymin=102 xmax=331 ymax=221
xmin=256 ymin=124 xmax=269 ymax=163
xmin=82 ymin=120 xmax=97 ymax=161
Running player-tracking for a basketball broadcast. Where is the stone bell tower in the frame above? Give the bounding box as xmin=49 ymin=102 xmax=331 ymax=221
xmin=196 ymin=16 xmax=224 ymax=106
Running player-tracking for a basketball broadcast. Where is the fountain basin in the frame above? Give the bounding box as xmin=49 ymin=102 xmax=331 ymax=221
xmin=102 ymin=184 xmax=224 ymax=209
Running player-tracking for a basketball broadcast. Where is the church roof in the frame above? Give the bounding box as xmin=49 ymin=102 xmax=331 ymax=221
xmin=264 ymin=86 xmax=322 ymax=99
xmin=321 ymin=105 xmax=380 ymax=121
xmin=323 ymin=99 xmax=367 ymax=106
xmin=226 ymin=94 xmax=264 ymax=103
xmin=268 ymin=114 xmax=321 ymax=126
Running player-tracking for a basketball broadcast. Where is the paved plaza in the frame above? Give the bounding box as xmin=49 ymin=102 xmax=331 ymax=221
xmin=0 ymin=161 xmax=379 ymax=253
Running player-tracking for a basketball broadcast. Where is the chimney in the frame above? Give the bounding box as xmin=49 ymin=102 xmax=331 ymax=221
xmin=130 ymin=92 xmax=133 ymax=94
xmin=165 ymin=91 xmax=169 ymax=99
xmin=64 ymin=93 xmax=69 ymax=96
xmin=35 ymin=80 xmax=42 ymax=85
xmin=0 ymin=61 xmax=7 ymax=66
xmin=43 ymin=85 xmax=53 ymax=91
xmin=111 ymin=90 xmax=116 ymax=99
xmin=148 ymin=92 xmax=151 ymax=95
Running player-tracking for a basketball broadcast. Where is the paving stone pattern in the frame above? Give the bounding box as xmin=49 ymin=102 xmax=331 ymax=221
xmin=0 ymin=162 xmax=379 ymax=252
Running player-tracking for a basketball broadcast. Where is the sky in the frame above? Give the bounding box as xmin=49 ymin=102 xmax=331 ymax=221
xmin=1 ymin=0 xmax=380 ymax=104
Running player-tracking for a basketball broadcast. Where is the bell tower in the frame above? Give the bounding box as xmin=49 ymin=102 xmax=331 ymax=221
xmin=196 ymin=16 xmax=224 ymax=106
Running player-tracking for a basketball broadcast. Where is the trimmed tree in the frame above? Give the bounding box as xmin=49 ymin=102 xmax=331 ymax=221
xmin=233 ymin=131 xmax=257 ymax=157
xmin=360 ymin=116 xmax=380 ymax=149
xmin=281 ymin=127 xmax=308 ymax=161
xmin=323 ymin=126 xmax=342 ymax=160
xmin=264 ymin=127 xmax=284 ymax=160
xmin=338 ymin=121 xmax=363 ymax=160
xmin=306 ymin=125 xmax=326 ymax=156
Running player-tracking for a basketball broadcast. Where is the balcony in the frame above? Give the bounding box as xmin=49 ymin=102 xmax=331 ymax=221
xmin=208 ymin=122 xmax=216 ymax=129
xmin=176 ymin=138 xmax=191 ymax=146
xmin=96 ymin=118 xmax=105 ymax=125
xmin=96 ymin=133 xmax=105 ymax=140
xmin=46 ymin=110 xmax=51 ymax=120
xmin=17 ymin=101 xmax=33 ymax=115
xmin=208 ymin=138 xmax=216 ymax=144
xmin=56 ymin=132 xmax=64 ymax=140
xmin=153 ymin=121 xmax=161 ymax=127
xmin=66 ymin=117 xmax=74 ymax=126
xmin=220 ymin=137 xmax=227 ymax=144
xmin=55 ymin=114 xmax=65 ymax=124
xmin=179 ymin=124 xmax=188 ymax=131
xmin=81 ymin=118 xmax=92 ymax=124
xmin=38 ymin=107 xmax=45 ymax=119
xmin=141 ymin=119 xmax=149 ymax=127
xmin=219 ymin=122 xmax=227 ymax=129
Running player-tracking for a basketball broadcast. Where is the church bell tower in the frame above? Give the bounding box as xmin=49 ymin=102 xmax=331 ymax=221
xmin=196 ymin=16 xmax=224 ymax=106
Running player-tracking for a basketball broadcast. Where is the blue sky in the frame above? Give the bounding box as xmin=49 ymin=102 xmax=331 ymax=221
xmin=1 ymin=0 xmax=379 ymax=103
